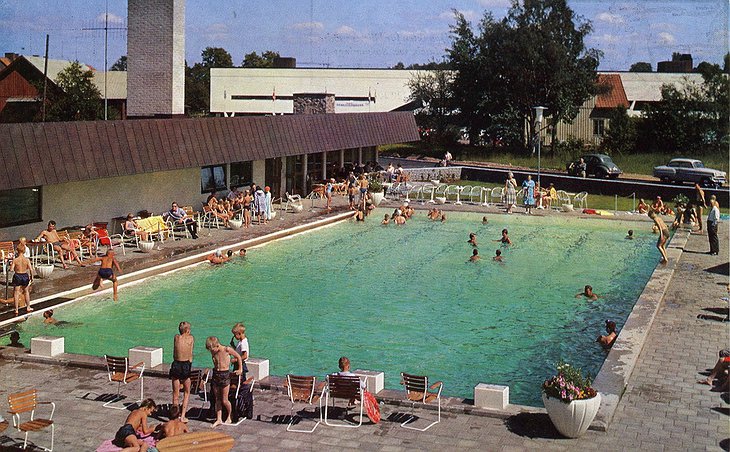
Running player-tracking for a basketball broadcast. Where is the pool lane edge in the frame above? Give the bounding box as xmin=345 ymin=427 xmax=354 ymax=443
xmin=590 ymin=229 xmax=689 ymax=432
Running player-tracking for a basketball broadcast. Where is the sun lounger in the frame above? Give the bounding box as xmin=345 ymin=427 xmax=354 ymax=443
xmin=400 ymin=372 xmax=443 ymax=431
xmin=134 ymin=216 xmax=170 ymax=242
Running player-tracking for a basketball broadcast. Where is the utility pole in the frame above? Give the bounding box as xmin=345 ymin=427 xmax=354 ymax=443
xmin=42 ymin=34 xmax=49 ymax=122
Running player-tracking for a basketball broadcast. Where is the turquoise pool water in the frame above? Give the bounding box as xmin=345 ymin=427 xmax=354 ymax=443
xmin=17 ymin=210 xmax=658 ymax=406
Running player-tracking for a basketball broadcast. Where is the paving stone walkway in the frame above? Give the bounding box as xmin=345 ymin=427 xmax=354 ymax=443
xmin=0 ymin=208 xmax=727 ymax=451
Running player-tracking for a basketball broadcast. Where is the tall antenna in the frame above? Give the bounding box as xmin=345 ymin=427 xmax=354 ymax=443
xmin=82 ymin=0 xmax=126 ymax=120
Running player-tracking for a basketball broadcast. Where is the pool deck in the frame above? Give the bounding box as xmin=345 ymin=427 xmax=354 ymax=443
xmin=0 ymin=196 xmax=728 ymax=451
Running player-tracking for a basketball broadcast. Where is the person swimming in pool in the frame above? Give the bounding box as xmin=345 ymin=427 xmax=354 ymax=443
xmin=626 ymin=229 xmax=634 ymax=240
xmin=493 ymin=249 xmax=504 ymax=262
xmin=91 ymin=249 xmax=122 ymax=301
xmin=469 ymin=249 xmax=480 ymax=262
xmin=468 ymin=233 xmax=478 ymax=247
xmin=493 ymin=229 xmax=512 ymax=245
xmin=576 ymin=285 xmax=599 ymax=300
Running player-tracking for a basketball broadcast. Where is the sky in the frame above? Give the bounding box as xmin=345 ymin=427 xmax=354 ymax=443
xmin=0 ymin=0 xmax=727 ymax=72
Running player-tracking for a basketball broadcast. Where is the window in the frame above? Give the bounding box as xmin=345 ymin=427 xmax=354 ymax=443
xmin=200 ymin=165 xmax=227 ymax=193
xmin=229 ymin=161 xmax=253 ymax=188
xmin=0 ymin=187 xmax=42 ymax=227
xmin=592 ymin=119 xmax=605 ymax=136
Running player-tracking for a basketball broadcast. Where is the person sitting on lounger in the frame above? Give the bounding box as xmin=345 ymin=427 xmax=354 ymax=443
xmin=34 ymin=220 xmax=84 ymax=269
xmin=124 ymin=214 xmax=149 ymax=242
xmin=596 ymin=320 xmax=617 ymax=349
xmin=113 ymin=398 xmax=157 ymax=451
xmin=165 ymin=202 xmax=198 ymax=239
xmin=637 ymin=199 xmax=649 ymax=214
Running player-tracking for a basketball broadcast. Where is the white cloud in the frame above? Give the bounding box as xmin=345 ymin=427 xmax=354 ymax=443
xmin=335 ymin=25 xmax=357 ymax=36
xmin=476 ymin=0 xmax=511 ymax=7
xmin=658 ymin=32 xmax=675 ymax=45
xmin=291 ymin=21 xmax=324 ymax=31
xmin=593 ymin=33 xmax=621 ymax=44
xmin=439 ymin=9 xmax=479 ymax=21
xmin=203 ymin=23 xmax=230 ymax=42
xmin=596 ymin=12 xmax=624 ymax=24
xmin=96 ymin=12 xmax=124 ymax=24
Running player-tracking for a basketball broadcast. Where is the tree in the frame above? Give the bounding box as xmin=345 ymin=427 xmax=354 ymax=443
xmin=629 ymin=62 xmax=651 ymax=72
xmin=241 ymin=50 xmax=280 ymax=68
xmin=446 ymin=1 xmax=600 ymax=152
xmin=42 ymin=61 xmax=102 ymax=121
xmin=392 ymin=62 xmax=405 ymax=70
xmin=407 ymin=68 xmax=455 ymax=143
xmin=202 ymin=47 xmax=234 ymax=68
xmin=110 ymin=55 xmax=127 ymax=71
xmin=185 ymin=47 xmax=234 ymax=116
xmin=599 ymin=106 xmax=636 ymax=155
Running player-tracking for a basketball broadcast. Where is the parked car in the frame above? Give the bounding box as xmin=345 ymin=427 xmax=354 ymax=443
xmin=653 ymin=158 xmax=727 ymax=188
xmin=566 ymin=154 xmax=622 ymax=179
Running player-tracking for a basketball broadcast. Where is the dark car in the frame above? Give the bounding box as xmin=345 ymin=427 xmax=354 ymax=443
xmin=566 ymin=154 xmax=622 ymax=179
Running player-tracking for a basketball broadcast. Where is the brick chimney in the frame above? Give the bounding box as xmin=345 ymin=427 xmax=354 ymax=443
xmin=127 ymin=0 xmax=185 ymax=117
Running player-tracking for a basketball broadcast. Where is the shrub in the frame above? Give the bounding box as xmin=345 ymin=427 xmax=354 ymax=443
xmin=542 ymin=361 xmax=597 ymax=403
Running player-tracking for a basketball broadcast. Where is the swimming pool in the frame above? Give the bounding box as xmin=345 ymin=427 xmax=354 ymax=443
xmin=17 ymin=210 xmax=658 ymax=406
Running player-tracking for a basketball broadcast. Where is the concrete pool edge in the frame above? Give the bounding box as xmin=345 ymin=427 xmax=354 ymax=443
xmin=590 ymin=229 xmax=689 ymax=431
xmin=0 ymin=208 xmax=678 ymax=429
xmin=0 ymin=211 xmax=354 ymax=329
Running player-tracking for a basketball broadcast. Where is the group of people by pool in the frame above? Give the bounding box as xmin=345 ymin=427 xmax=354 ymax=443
xmin=113 ymin=321 xmax=251 ymax=450
xmin=503 ymin=172 xmax=559 ymax=214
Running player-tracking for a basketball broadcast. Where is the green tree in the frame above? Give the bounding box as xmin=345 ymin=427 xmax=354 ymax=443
xmin=644 ymin=64 xmax=728 ymax=153
xmin=599 ymin=106 xmax=636 ymax=155
xmin=110 ymin=55 xmax=127 ymax=71
xmin=446 ymin=1 xmax=601 ymax=152
xmin=241 ymin=50 xmax=280 ymax=68
xmin=43 ymin=61 xmax=102 ymax=121
xmin=407 ymin=68 xmax=455 ymax=143
xmin=629 ymin=62 xmax=651 ymax=72
xmin=392 ymin=61 xmax=405 ymax=69
xmin=185 ymin=47 xmax=234 ymax=116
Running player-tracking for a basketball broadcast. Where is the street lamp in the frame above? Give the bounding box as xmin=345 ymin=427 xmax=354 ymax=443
xmin=533 ymin=106 xmax=546 ymax=189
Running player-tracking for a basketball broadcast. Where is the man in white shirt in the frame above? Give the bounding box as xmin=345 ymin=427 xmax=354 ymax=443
xmin=707 ymin=195 xmax=720 ymax=255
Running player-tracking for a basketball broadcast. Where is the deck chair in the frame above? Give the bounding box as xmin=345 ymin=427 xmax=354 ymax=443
xmin=556 ymin=190 xmax=572 ymax=210
xmin=286 ymin=375 xmax=322 ymax=433
xmin=187 ymin=368 xmax=210 ymax=420
xmin=400 ymin=372 xmax=443 ymax=431
xmin=491 ymin=186 xmax=504 ymax=205
xmin=284 ymin=193 xmax=304 ymax=213
xmin=1 ymin=241 xmax=15 ymax=292
xmin=322 ymin=374 xmax=363 ymax=428
xmin=137 ymin=216 xmax=170 ymax=242
xmin=103 ymin=355 xmax=145 ymax=410
xmin=573 ymin=191 xmax=588 ymax=209
xmin=200 ymin=205 xmax=222 ymax=229
xmin=8 ymin=389 xmax=55 ymax=451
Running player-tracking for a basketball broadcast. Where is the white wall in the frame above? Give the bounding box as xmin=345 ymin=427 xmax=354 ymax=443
xmin=252 ymin=160 xmax=266 ymax=188
xmin=0 ymin=168 xmax=202 ymax=241
xmin=210 ymin=68 xmax=430 ymax=114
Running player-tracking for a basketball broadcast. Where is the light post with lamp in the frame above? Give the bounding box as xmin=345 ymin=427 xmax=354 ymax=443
xmin=533 ymin=106 xmax=546 ymax=189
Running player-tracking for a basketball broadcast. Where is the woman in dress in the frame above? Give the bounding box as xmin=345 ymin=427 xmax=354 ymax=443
xmin=504 ymin=172 xmax=517 ymax=214
xmin=522 ymin=175 xmax=536 ymax=215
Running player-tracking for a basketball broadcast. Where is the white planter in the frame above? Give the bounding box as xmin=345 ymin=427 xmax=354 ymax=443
xmin=138 ymin=241 xmax=154 ymax=253
xmin=371 ymin=192 xmax=384 ymax=207
xmin=562 ymin=204 xmax=574 ymax=212
xmin=35 ymin=264 xmax=54 ymax=278
xmin=435 ymin=197 xmax=447 ymax=205
xmin=542 ymin=393 xmax=601 ymax=438
xmin=228 ymin=219 xmax=243 ymax=230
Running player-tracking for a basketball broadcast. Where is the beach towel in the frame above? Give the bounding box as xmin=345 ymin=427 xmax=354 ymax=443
xmin=96 ymin=434 xmax=156 ymax=452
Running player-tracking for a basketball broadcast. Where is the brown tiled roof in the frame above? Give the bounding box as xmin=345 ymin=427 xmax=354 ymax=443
xmin=0 ymin=112 xmax=418 ymax=191
xmin=595 ymin=74 xmax=628 ymax=109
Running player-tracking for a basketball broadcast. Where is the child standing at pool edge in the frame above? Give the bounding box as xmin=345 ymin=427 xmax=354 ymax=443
xmin=206 ymin=336 xmax=243 ymax=427
xmin=171 ymin=321 xmax=194 ymax=423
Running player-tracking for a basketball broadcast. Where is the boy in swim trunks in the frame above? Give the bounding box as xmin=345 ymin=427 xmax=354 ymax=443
xmin=113 ymin=398 xmax=157 ymax=451
xmin=155 ymin=405 xmax=189 ymax=440
xmin=576 ymin=285 xmax=599 ymax=300
xmin=470 ymin=249 xmax=480 ymax=262
xmin=648 ymin=210 xmax=670 ymax=264
xmin=493 ymin=249 xmax=503 ymax=262
xmin=205 ymin=336 xmax=243 ymax=427
xmin=171 ymin=321 xmax=194 ymax=423
xmin=11 ymin=243 xmax=33 ymax=316
xmin=91 ymin=249 xmax=122 ymax=301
